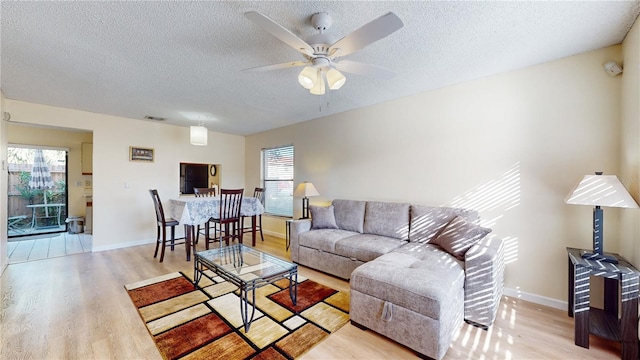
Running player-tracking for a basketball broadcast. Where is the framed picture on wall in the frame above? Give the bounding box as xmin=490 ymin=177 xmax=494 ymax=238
xmin=129 ymin=146 xmax=154 ymax=162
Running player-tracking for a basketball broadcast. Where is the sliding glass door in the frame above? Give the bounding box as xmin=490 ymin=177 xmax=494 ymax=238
xmin=7 ymin=146 xmax=68 ymax=238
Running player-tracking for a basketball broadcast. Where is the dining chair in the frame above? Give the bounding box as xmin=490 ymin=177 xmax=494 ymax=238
xmin=194 ymin=187 xmax=217 ymax=244
xmin=241 ymin=187 xmax=264 ymax=242
xmin=207 ymin=189 xmax=244 ymax=249
xmin=149 ymin=189 xmax=187 ymax=262
xmin=8 ymin=215 xmax=28 ymax=234
xmin=194 ymin=187 xmax=217 ymax=197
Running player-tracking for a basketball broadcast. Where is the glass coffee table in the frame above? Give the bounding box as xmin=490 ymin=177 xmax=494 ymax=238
xmin=193 ymin=244 xmax=298 ymax=332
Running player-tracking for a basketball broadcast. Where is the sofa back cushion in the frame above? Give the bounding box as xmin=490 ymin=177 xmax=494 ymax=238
xmin=409 ymin=205 xmax=479 ymax=243
xmin=332 ymin=199 xmax=366 ymax=233
xmin=363 ymin=201 xmax=410 ymax=240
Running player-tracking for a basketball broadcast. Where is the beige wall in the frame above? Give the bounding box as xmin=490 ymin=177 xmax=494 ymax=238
xmin=0 ymin=27 xmax=634 ymax=304
xmin=7 ymin=123 xmax=93 ymax=219
xmin=620 ymin=18 xmax=640 ymax=264
xmin=0 ymin=92 xmax=7 ymax=275
xmin=3 ymin=100 xmax=245 ymax=251
xmin=246 ymin=46 xmax=625 ymax=303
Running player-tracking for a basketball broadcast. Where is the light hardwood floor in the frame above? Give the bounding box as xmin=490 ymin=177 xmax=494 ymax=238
xmin=0 ymin=234 xmax=620 ymax=359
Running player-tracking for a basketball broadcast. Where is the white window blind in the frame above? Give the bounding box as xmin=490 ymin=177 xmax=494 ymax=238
xmin=262 ymin=145 xmax=294 ymax=217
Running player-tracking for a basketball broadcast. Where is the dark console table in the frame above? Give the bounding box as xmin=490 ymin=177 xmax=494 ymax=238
xmin=567 ymin=247 xmax=639 ymax=359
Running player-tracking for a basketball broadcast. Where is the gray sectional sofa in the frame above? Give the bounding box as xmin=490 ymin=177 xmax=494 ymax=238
xmin=289 ymin=199 xmax=505 ymax=360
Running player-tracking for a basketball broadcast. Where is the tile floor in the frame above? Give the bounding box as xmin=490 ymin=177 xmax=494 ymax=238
xmin=7 ymin=232 xmax=93 ymax=264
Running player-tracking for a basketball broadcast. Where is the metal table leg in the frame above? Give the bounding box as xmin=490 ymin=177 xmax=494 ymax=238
xmin=193 ymin=256 xmax=202 ymax=288
xmin=239 ymin=284 xmax=257 ymax=333
xmin=289 ymin=269 xmax=298 ymax=305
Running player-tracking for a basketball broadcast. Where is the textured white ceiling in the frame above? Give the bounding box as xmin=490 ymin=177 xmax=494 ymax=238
xmin=2 ymin=1 xmax=639 ymax=135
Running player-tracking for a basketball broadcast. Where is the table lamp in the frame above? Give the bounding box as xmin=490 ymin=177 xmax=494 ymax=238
xmin=565 ymin=172 xmax=639 ymax=263
xmin=294 ymin=181 xmax=320 ymax=219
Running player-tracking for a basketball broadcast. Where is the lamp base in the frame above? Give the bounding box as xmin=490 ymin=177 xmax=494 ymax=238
xmin=581 ymin=252 xmax=618 ymax=264
xmin=301 ymin=197 xmax=310 ymax=219
xmin=581 ymin=206 xmax=619 ymax=263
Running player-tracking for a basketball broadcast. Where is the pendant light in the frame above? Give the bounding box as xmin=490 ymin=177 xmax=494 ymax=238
xmin=190 ymin=123 xmax=208 ymax=146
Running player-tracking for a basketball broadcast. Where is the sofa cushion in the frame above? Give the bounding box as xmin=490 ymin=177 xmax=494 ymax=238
xmin=298 ymin=229 xmax=358 ymax=253
xmin=332 ymin=199 xmax=366 ymax=233
xmin=309 ymin=205 xmax=338 ymax=229
xmin=363 ymin=201 xmax=410 ymax=240
xmin=431 ymin=215 xmax=492 ymax=261
xmin=351 ymin=243 xmax=465 ymax=320
xmin=334 ymin=234 xmax=407 ymax=262
xmin=409 ymin=205 xmax=479 ymax=243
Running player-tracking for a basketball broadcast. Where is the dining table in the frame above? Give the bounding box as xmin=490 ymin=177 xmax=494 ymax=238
xmin=26 ymin=203 xmax=66 ymax=229
xmin=169 ymin=196 xmax=265 ymax=260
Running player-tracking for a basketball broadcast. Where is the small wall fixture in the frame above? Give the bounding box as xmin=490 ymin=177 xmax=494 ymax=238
xmin=190 ymin=124 xmax=208 ymax=146
xmin=604 ymin=61 xmax=623 ymax=77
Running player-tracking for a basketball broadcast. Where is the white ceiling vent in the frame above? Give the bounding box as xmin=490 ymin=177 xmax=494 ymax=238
xmin=144 ymin=115 xmax=165 ymax=121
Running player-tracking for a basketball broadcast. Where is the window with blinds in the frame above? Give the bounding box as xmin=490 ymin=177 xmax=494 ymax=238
xmin=261 ymin=145 xmax=294 ymax=217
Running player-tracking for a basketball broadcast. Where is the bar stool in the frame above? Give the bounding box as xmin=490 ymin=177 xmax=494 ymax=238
xmin=241 ymin=187 xmax=265 ymax=242
xmin=149 ymin=189 xmax=187 ymax=262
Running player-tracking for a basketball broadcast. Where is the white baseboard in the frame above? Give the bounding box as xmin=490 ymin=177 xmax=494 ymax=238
xmin=92 ymin=238 xmax=155 ymax=252
xmin=503 ymin=287 xmax=566 ymax=310
xmin=93 ymin=230 xmax=286 ymax=252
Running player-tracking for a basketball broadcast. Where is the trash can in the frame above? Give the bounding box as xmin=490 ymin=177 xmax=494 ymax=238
xmin=66 ymin=216 xmax=85 ymax=234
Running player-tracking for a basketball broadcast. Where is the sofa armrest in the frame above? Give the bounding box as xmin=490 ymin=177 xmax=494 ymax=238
xmin=289 ymin=219 xmax=311 ymax=262
xmin=463 ymin=235 xmax=505 ymax=328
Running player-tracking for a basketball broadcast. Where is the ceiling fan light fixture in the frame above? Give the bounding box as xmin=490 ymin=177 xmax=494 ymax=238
xmin=326 ymin=68 xmax=346 ymax=90
xmin=310 ymin=68 xmax=325 ymax=95
xmin=245 ymin=11 xmax=404 ymax=96
xmin=298 ymin=66 xmax=317 ymax=89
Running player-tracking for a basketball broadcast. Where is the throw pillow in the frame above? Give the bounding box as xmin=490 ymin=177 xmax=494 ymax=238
xmin=310 ymin=205 xmax=339 ymax=230
xmin=430 ymin=215 xmax=492 ymax=261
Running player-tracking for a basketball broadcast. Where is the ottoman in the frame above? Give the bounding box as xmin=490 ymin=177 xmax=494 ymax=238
xmin=350 ymin=244 xmax=465 ymax=360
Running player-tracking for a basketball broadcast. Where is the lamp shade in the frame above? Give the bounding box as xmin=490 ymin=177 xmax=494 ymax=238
xmin=298 ymin=66 xmax=317 ymax=90
xmin=326 ymin=68 xmax=346 ymax=90
xmin=190 ymin=125 xmax=208 ymax=146
xmin=565 ymin=174 xmax=639 ymax=208
xmin=309 ymin=69 xmax=325 ymax=95
xmin=294 ymin=182 xmax=320 ymax=197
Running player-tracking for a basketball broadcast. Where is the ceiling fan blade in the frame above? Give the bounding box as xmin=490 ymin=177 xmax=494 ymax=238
xmin=243 ymin=61 xmax=308 ymax=72
xmin=333 ymin=60 xmax=396 ymax=79
xmin=329 ymin=12 xmax=403 ymax=58
xmin=245 ymin=11 xmax=315 ymax=57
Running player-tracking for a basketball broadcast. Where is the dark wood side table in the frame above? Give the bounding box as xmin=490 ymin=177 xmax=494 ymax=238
xmin=567 ymin=247 xmax=639 ymax=360
xmin=285 ymin=219 xmax=293 ymax=251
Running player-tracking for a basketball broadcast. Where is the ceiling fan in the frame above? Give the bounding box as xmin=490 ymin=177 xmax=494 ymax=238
xmin=244 ymin=11 xmax=404 ymax=95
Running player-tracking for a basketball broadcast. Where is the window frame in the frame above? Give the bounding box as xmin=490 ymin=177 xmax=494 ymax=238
xmin=261 ymin=145 xmax=294 ymax=218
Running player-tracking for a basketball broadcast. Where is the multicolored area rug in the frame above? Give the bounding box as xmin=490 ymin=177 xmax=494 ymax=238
xmin=125 ymin=271 xmax=350 ymax=360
